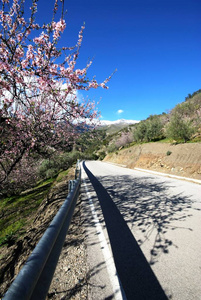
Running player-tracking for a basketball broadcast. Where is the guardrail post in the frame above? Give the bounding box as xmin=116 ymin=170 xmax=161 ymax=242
xmin=75 ymin=159 xmax=80 ymax=179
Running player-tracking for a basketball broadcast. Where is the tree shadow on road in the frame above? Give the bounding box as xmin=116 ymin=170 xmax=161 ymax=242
xmin=83 ymin=162 xmax=169 ymax=300
xmin=100 ymin=173 xmax=198 ymax=266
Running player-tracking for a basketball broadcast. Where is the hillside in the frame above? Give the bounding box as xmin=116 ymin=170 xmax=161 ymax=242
xmin=104 ymin=142 xmax=201 ymax=181
xmin=95 ymin=91 xmax=201 ymax=179
xmin=97 ymin=119 xmax=139 ymax=135
xmin=97 ymin=90 xmax=201 ymax=157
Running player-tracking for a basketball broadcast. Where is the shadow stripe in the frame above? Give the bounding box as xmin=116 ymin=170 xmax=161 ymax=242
xmin=83 ymin=162 xmax=168 ymax=300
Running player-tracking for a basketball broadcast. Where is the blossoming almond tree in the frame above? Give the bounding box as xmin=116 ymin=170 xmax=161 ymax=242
xmin=0 ymin=0 xmax=111 ymax=191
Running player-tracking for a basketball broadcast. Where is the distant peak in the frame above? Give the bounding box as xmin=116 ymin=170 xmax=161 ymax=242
xmin=99 ymin=119 xmax=140 ymax=126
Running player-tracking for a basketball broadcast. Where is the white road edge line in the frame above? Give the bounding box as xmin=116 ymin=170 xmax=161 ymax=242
xmin=103 ymin=161 xmax=201 ymax=184
xmin=82 ymin=176 xmax=127 ymax=300
xmin=134 ymin=167 xmax=201 ymax=184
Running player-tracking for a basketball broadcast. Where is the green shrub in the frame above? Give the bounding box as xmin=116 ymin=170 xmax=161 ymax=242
xmin=0 ymin=219 xmax=25 ymax=246
xmin=166 ymin=113 xmax=195 ymax=143
xmin=98 ymin=151 xmax=106 ymax=160
xmin=38 ymin=151 xmax=81 ymax=179
xmin=107 ymin=143 xmax=118 ymax=153
xmin=133 ymin=115 xmax=164 ymax=143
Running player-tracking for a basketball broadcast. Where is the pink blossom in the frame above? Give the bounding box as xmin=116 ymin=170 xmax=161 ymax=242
xmin=0 ymin=0 xmax=112 ymax=189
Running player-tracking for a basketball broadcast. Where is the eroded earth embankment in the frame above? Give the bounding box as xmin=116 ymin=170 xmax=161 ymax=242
xmin=104 ymin=142 xmax=201 ymax=180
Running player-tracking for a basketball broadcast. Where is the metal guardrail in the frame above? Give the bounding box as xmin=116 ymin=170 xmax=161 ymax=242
xmin=3 ymin=162 xmax=81 ymax=300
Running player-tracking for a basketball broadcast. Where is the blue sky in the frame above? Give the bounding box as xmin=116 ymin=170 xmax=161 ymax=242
xmin=35 ymin=0 xmax=201 ymax=121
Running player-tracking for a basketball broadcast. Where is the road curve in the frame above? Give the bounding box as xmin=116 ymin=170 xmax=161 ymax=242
xmin=81 ymin=160 xmax=201 ymax=300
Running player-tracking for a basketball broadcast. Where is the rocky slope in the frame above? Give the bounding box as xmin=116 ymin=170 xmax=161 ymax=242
xmin=104 ymin=142 xmax=201 ymax=180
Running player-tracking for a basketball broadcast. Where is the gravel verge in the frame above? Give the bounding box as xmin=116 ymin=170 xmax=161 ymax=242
xmin=47 ymin=196 xmax=88 ymax=300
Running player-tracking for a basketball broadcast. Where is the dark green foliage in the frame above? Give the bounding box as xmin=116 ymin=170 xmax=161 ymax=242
xmin=185 ymin=89 xmax=201 ymax=101
xmin=145 ymin=115 xmax=164 ymax=141
xmin=98 ymin=151 xmax=106 ymax=160
xmin=107 ymin=143 xmax=118 ymax=153
xmin=38 ymin=151 xmax=82 ymax=179
xmin=166 ymin=113 xmax=195 ymax=143
xmin=74 ymin=129 xmax=107 ymax=159
xmin=38 ymin=131 xmax=106 ymax=180
xmin=165 ymin=92 xmax=201 ymax=142
xmin=0 ymin=178 xmax=53 ymax=247
xmin=172 ymin=92 xmax=201 ymax=128
xmin=133 ymin=115 xmax=164 ymax=142
xmin=133 ymin=121 xmax=147 ymax=142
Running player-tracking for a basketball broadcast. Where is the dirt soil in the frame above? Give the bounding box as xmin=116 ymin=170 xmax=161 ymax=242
xmin=0 ymin=169 xmax=88 ymax=300
xmin=104 ymin=142 xmax=201 ymax=180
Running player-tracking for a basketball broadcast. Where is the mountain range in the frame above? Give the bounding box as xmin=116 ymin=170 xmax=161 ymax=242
xmin=96 ymin=118 xmax=140 ymax=135
xmin=99 ymin=119 xmax=139 ymax=126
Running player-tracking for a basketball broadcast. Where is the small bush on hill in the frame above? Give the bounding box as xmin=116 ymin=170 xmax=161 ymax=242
xmin=38 ymin=151 xmax=82 ymax=180
xmin=133 ymin=115 xmax=164 ymax=143
xmin=166 ymin=113 xmax=195 ymax=143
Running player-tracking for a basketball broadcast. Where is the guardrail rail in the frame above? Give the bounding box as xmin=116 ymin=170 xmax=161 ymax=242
xmin=3 ymin=161 xmax=81 ymax=300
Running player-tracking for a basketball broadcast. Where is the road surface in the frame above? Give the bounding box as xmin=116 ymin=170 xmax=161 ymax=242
xmin=81 ymin=160 xmax=201 ymax=300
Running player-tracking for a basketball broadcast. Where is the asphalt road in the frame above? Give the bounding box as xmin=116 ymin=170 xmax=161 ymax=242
xmin=81 ymin=160 xmax=201 ymax=300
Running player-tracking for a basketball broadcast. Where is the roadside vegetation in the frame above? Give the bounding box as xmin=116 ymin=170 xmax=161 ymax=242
xmin=0 ymin=146 xmax=100 ymax=250
xmin=0 ymin=0 xmax=110 ymax=258
xmin=103 ymin=90 xmax=201 ymax=155
xmin=0 ymin=177 xmax=54 ymax=248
